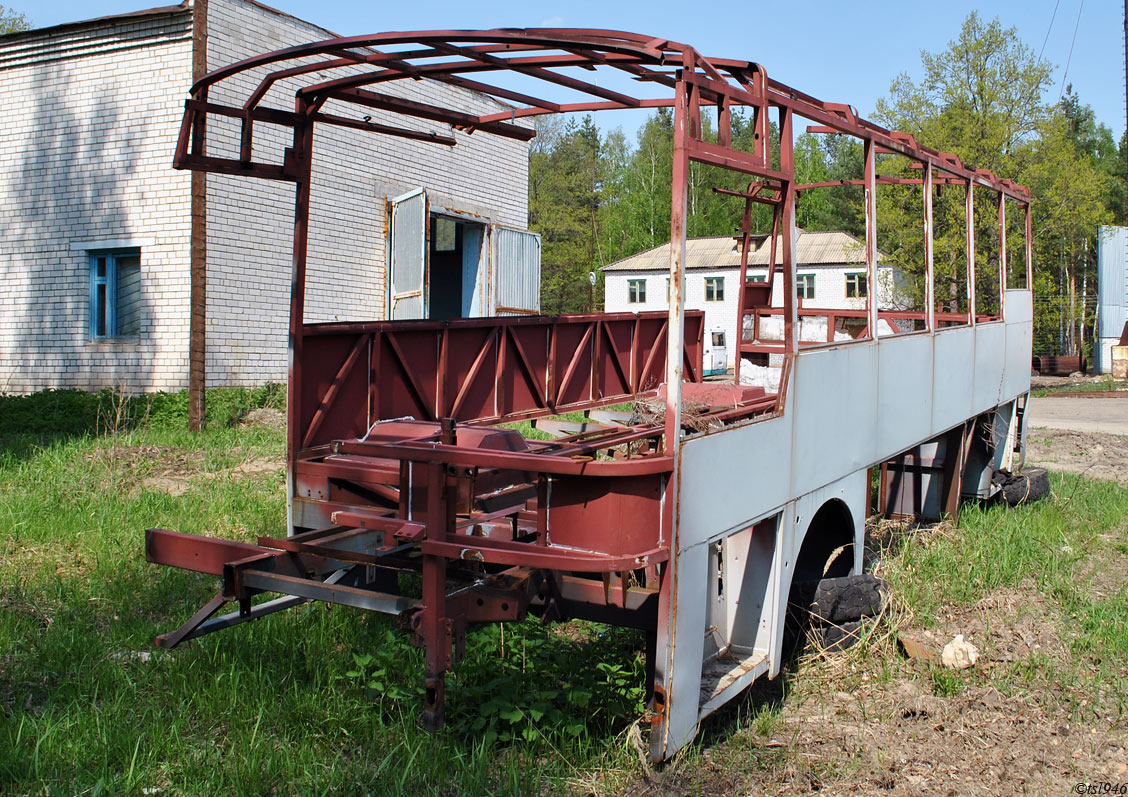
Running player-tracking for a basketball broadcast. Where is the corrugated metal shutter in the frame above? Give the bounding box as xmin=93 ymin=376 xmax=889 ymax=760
xmin=1098 ymin=225 xmax=1127 ymax=339
xmin=389 ymin=188 xmax=427 ymax=320
xmin=492 ymin=226 xmax=541 ymax=315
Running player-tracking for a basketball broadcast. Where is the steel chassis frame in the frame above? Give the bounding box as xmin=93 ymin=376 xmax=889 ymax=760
xmin=150 ymin=29 xmax=1034 ymax=761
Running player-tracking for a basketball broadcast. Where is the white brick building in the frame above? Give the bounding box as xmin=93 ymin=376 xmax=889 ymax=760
xmin=602 ymin=231 xmax=902 ymax=367
xmin=0 ymin=0 xmax=531 ymax=393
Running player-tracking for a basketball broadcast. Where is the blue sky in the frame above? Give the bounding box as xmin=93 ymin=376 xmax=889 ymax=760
xmin=33 ymin=0 xmax=1128 ymax=144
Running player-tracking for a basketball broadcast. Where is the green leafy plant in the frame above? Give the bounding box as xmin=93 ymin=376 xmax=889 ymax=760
xmin=341 ymin=620 xmax=647 ymax=746
xmin=338 ymin=632 xmax=424 ymax=702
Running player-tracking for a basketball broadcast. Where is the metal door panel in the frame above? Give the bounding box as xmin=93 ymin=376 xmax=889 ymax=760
xmin=790 ymin=343 xmax=879 ymax=494
xmin=677 ymin=409 xmax=794 ymax=549
xmin=650 ymin=540 xmax=708 ymax=761
xmin=389 ymin=188 xmax=427 ymax=319
xmin=1003 ymin=290 xmax=1033 ymax=399
xmin=462 ymin=224 xmax=485 ymax=317
xmin=492 ymin=226 xmax=541 ymax=315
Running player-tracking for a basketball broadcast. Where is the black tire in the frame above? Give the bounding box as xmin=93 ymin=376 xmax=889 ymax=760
xmin=811 ymin=620 xmax=864 ymax=652
xmin=1001 ymin=467 xmax=1050 ymax=506
xmin=806 ymin=574 xmax=886 ymax=625
xmin=785 ymin=573 xmax=886 ymax=656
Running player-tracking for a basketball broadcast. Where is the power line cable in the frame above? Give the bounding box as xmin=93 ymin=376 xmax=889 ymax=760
xmin=1058 ymin=0 xmax=1085 ymax=101
xmin=1038 ymin=0 xmax=1062 ymax=62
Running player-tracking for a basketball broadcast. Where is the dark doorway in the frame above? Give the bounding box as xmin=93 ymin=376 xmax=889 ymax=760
xmin=428 ymin=214 xmax=484 ymax=320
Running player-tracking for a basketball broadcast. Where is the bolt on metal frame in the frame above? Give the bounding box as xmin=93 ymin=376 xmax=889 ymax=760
xmin=153 ymin=29 xmax=1034 ymax=760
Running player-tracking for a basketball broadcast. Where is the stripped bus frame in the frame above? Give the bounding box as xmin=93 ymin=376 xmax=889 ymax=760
xmin=150 ymin=29 xmax=1034 ymax=761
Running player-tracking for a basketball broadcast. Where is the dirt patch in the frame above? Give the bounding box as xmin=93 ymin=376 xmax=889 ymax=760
xmin=139 ymin=455 xmax=282 ymax=496
xmin=88 ymin=445 xmax=282 ymax=496
xmin=731 ymin=676 xmax=1128 ymax=796
xmin=622 ymin=569 xmax=1128 ymax=796
xmin=1026 ymin=428 xmax=1128 ymax=486
xmin=1031 ymin=374 xmax=1123 ymax=390
xmin=896 ymin=584 xmax=1066 ymax=671
xmin=241 ymin=407 xmax=285 ymax=430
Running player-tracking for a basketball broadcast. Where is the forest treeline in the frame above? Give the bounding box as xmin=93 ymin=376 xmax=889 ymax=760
xmin=528 ymin=14 xmax=1124 ymax=356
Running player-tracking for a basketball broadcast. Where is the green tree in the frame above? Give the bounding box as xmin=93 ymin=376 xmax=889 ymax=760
xmin=1058 ymin=86 xmax=1125 ymax=222
xmin=0 ymin=4 xmax=30 ymax=34
xmin=875 ymin=12 xmax=1114 ymax=351
xmin=876 ymin=12 xmax=1052 ymax=175
xmin=1024 ymin=109 xmax=1112 ymax=353
xmin=598 ymin=108 xmax=813 ymax=272
xmin=528 ymin=115 xmax=603 ymax=313
xmin=793 ymin=132 xmax=864 ymax=236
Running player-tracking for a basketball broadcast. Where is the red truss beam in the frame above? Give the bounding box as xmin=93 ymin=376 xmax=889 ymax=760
xmin=324 ymin=87 xmax=535 ymax=140
xmin=174 ymin=29 xmax=1030 ymax=201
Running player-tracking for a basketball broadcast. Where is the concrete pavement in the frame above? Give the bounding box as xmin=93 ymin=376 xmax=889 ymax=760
xmin=1025 ymin=395 xmax=1128 ymax=436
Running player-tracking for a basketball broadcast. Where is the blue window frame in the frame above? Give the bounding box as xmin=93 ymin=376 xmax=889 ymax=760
xmin=89 ymin=250 xmax=141 ymax=340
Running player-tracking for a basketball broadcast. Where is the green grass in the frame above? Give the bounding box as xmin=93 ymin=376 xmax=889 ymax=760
xmin=500 ymin=403 xmax=635 ymax=442
xmin=4 ymin=388 xmax=1128 ymax=794
xmin=1030 ymin=377 xmax=1128 ymax=397
xmin=879 ymin=472 xmax=1128 ymax=718
xmin=0 ymin=389 xmax=643 ymax=795
xmin=883 ymin=474 xmax=1128 ymax=622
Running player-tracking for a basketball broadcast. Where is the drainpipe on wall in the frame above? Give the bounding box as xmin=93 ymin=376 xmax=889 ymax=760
xmin=188 ymin=0 xmax=208 ymax=431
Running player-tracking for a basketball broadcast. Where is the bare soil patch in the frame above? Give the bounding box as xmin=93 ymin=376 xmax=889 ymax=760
xmin=628 ymin=582 xmax=1127 ymax=796
xmin=241 ymin=407 xmax=285 ymax=430
xmin=1026 ymin=428 xmax=1128 ymax=486
xmin=84 ymin=444 xmax=283 ymax=496
xmin=897 ymin=583 xmax=1067 ymax=671
xmin=1031 ymin=374 xmax=1124 ymax=390
xmin=730 ymin=675 xmax=1128 ymax=796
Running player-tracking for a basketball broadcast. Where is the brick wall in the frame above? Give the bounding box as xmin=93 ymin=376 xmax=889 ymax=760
xmin=204 ymin=0 xmax=531 ymax=385
xmin=0 ymin=0 xmax=530 ymax=393
xmin=0 ymin=10 xmax=194 ymax=393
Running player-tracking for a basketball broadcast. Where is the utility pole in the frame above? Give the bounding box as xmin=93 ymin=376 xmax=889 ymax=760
xmin=188 ymin=0 xmax=209 ymax=431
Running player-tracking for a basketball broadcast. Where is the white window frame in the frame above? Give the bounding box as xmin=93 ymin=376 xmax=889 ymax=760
xmin=628 ymin=278 xmax=647 ymax=304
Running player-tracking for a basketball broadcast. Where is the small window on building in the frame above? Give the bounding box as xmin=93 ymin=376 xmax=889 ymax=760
xmin=796 ymin=273 xmax=815 ymax=300
xmin=704 ymin=276 xmax=725 ymax=302
xmin=711 ymin=331 xmax=725 ymax=347
xmin=628 ymin=278 xmax=647 ymax=303
xmin=90 ymin=250 xmax=141 ymax=340
xmin=845 ymin=272 xmax=867 ymax=298
xmin=433 ymin=216 xmax=457 ymax=252
xmin=747 ymin=274 xmax=768 ymax=284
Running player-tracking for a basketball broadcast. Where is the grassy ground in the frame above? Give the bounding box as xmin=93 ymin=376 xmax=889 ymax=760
xmin=634 ymin=472 xmax=1128 ymax=794
xmin=1030 ymin=376 xmax=1128 ymax=397
xmin=0 ymin=390 xmax=644 ymax=795
xmin=2 ymin=390 xmax=1127 ymax=794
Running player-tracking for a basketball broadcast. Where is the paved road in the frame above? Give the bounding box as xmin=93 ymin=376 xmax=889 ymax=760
xmin=1026 ymin=395 xmax=1128 ymax=436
